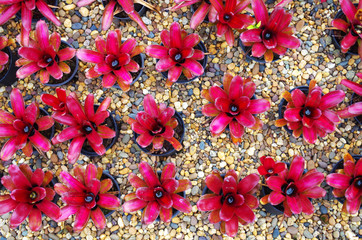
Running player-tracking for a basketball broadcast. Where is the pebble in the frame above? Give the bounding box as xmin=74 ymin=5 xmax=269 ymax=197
xmin=320 ymin=205 xmax=327 ymax=214
xmin=287 ymin=226 xmax=298 ymax=235
xmin=304 ymin=230 xmax=314 ymax=239
xmin=79 ymin=7 xmax=89 ymax=17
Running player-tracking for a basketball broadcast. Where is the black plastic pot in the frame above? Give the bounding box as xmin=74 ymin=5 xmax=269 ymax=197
xmin=0 ymin=47 xmax=18 ymax=86
xmin=159 ymin=41 xmax=208 ymax=84
xmin=38 ymin=107 xmax=55 ymax=141
xmin=44 ymin=41 xmax=79 ymax=87
xmin=330 ymin=155 xmax=362 ymax=208
xmin=101 ymin=1 xmax=147 ymax=21
xmin=238 ymin=38 xmax=280 ymax=63
xmin=112 ymin=53 xmax=145 ymax=89
xmin=278 ymin=86 xmax=309 ymax=136
xmin=15 ymin=0 xmax=59 ymax=23
xmin=133 ymin=112 xmax=185 ymax=157
xmin=80 ymin=106 xmax=119 ymax=157
xmin=330 ymin=4 xmax=358 ymax=56
xmin=351 ymin=92 xmax=362 ymax=125
xmin=101 ymin=171 xmax=121 ymax=218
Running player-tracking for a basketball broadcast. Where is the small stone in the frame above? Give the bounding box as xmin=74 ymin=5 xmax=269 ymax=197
xmin=320 ymin=205 xmax=327 ymax=214
xmin=79 ymin=7 xmax=89 ymax=17
xmin=272 ymin=228 xmax=279 ymax=239
xmin=225 ymin=156 xmax=234 ymax=165
xmin=304 ymin=230 xmax=313 ymax=239
xmin=64 ymin=19 xmax=72 ymax=28
xmin=287 ymin=226 xmax=298 ymax=235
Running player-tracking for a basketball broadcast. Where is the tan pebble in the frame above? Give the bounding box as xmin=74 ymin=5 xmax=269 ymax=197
xmin=189 ymin=146 xmax=196 ymax=155
xmin=79 ymin=7 xmax=89 ymax=17
xmin=119 ymin=168 xmax=129 ymax=175
xmin=64 ymin=19 xmax=72 ymax=28
xmin=226 ymin=156 xmax=234 ymax=165
xmin=296 ymin=20 xmax=305 ymax=32
xmin=63 ymin=4 xmax=76 ymax=10
xmin=218 ymin=151 xmax=225 ymax=160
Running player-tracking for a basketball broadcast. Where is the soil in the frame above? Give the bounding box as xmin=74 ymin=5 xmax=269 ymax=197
xmin=135 ymin=114 xmax=184 ymax=155
xmin=81 ymin=112 xmax=115 ymax=153
xmin=0 ymin=47 xmax=10 ymax=80
xmin=46 ymin=42 xmax=77 ymax=85
xmin=351 ymin=94 xmax=362 ymax=123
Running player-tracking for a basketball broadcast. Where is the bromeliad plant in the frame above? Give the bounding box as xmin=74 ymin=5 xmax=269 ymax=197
xmin=76 ymin=0 xmax=150 ymax=33
xmin=337 ymin=74 xmax=362 ymax=119
xmin=77 ymin=31 xmax=144 ymax=91
xmin=201 ymin=73 xmax=270 ymax=144
xmin=275 ymin=80 xmax=345 ymax=144
xmin=0 ymin=164 xmax=61 ymax=231
xmin=50 ymin=92 xmax=116 ymax=163
xmin=326 ymin=153 xmax=362 ymax=215
xmin=0 ymin=88 xmax=54 ymax=161
xmin=0 ymin=36 xmax=9 ymax=73
xmin=331 ymin=0 xmax=362 ymax=58
xmin=261 ymin=155 xmax=326 ymax=217
xmin=258 ymin=156 xmax=286 ymax=179
xmin=41 ymin=88 xmax=70 ymax=117
xmin=197 ymin=170 xmax=259 ymax=237
xmin=55 ymin=164 xmax=121 ymax=232
xmin=122 ymin=161 xmax=192 ymax=224
xmin=239 ymin=0 xmax=300 ymax=62
xmin=209 ymin=0 xmax=253 ymax=46
xmin=127 ymin=94 xmax=182 ymax=152
xmin=16 ymin=20 xmax=76 ymax=84
xmin=0 ymin=0 xmax=61 ymax=45
xmin=145 ymin=22 xmax=205 ymax=86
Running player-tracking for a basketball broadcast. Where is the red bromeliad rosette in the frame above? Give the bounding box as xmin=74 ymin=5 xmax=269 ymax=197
xmin=275 ymin=80 xmax=345 ymax=144
xmin=16 ymin=20 xmax=76 ymax=84
xmin=0 ymin=36 xmax=9 ymax=73
xmin=0 ymin=164 xmax=60 ymax=231
xmin=326 ymin=153 xmax=362 ymax=214
xmin=41 ymin=88 xmax=70 ymax=117
xmin=261 ymin=156 xmax=326 ymax=217
xmin=209 ymin=0 xmax=253 ymax=47
xmin=201 ymin=73 xmax=270 ymax=144
xmin=0 ymin=88 xmax=54 ymax=161
xmin=258 ymin=156 xmax=286 ymax=179
xmin=197 ymin=170 xmax=259 ymax=237
xmin=128 ymin=94 xmax=183 ymax=153
xmin=145 ymin=22 xmax=205 ymax=87
xmin=50 ymin=93 xmax=116 ymax=163
xmin=77 ymin=30 xmax=144 ymax=91
xmin=122 ymin=161 xmax=192 ymax=224
xmin=239 ymin=0 xmax=300 ymax=62
xmin=331 ymin=0 xmax=362 ymax=58
xmin=337 ymin=73 xmax=362 ymax=120
xmin=55 ymin=164 xmax=121 ymax=232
